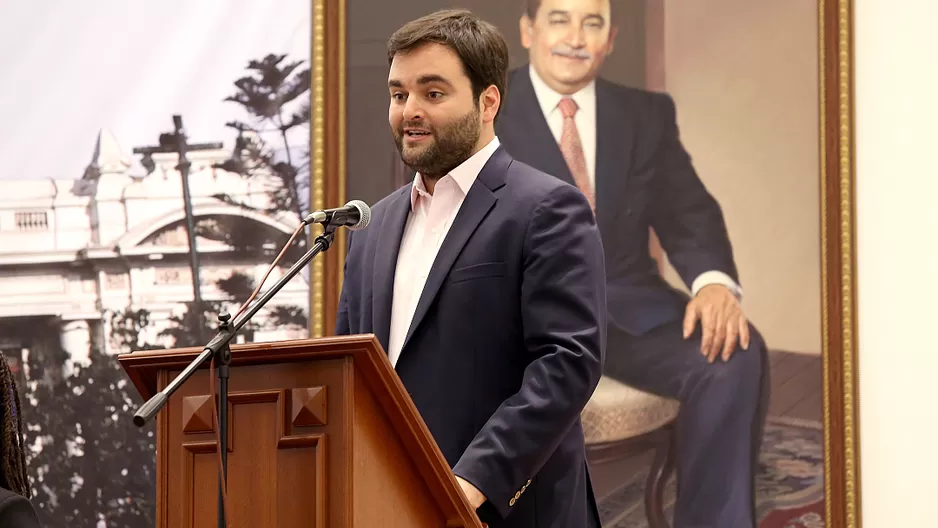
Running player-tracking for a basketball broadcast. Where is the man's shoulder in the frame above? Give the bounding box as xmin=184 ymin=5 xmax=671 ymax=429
xmin=505 ymin=156 xmax=559 ymax=184
xmin=503 ymin=156 xmax=587 ymax=206
xmin=596 ymin=77 xmax=675 ymax=109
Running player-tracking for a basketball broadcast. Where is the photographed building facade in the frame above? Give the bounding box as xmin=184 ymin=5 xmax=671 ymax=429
xmin=0 ymin=129 xmax=309 ymax=370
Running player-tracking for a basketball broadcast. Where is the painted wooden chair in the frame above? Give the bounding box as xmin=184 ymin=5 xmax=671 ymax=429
xmin=582 ymin=376 xmax=679 ymax=528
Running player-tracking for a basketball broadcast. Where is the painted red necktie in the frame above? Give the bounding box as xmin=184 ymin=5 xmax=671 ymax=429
xmin=557 ymin=97 xmax=595 ymax=211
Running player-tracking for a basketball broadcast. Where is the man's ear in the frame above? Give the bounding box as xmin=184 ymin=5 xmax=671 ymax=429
xmin=606 ymin=25 xmax=618 ymax=55
xmin=520 ymin=15 xmax=534 ymax=49
xmin=480 ymin=85 xmax=501 ymax=123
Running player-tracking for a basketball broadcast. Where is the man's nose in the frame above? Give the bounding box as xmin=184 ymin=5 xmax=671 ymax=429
xmin=566 ymin=26 xmax=586 ymax=47
xmin=402 ymin=96 xmax=424 ymax=121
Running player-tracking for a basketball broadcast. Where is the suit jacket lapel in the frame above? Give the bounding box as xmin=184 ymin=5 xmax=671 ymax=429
xmin=594 ymin=80 xmax=634 ymax=232
xmin=371 ymin=187 xmax=412 ymax=352
xmin=399 ymin=148 xmax=509 ymax=354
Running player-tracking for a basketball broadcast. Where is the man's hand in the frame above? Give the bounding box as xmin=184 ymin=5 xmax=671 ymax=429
xmin=683 ymin=284 xmax=750 ymax=363
xmin=456 ymin=476 xmax=487 ymax=509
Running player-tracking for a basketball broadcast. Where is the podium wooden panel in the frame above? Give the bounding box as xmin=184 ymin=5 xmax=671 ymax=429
xmin=119 ymin=334 xmax=484 ymax=528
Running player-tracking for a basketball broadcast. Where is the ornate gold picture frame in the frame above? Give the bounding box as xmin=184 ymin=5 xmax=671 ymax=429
xmin=308 ymin=0 xmax=860 ymax=525
xmin=819 ymin=0 xmax=860 ymax=526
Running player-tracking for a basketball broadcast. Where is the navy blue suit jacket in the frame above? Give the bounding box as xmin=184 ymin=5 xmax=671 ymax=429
xmin=496 ymin=66 xmax=738 ymax=337
xmin=335 ymin=146 xmax=606 ymax=527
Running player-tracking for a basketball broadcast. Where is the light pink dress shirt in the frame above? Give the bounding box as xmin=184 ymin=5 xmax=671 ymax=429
xmin=386 ymin=137 xmax=502 ymax=367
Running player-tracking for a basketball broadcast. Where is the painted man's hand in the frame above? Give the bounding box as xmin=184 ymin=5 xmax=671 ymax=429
xmin=683 ymin=284 xmax=750 ymax=363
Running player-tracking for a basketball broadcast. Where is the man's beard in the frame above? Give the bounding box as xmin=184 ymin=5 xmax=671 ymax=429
xmin=393 ymin=107 xmax=480 ymax=180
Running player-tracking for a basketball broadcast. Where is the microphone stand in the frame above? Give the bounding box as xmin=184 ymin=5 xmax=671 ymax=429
xmin=132 ymin=223 xmax=338 ymax=528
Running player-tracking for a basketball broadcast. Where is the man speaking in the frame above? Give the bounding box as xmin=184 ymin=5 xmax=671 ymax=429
xmin=334 ymin=8 xmax=607 ymax=528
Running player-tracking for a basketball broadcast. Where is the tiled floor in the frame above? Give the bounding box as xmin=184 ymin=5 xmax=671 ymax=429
xmin=589 ymin=350 xmax=823 ymax=499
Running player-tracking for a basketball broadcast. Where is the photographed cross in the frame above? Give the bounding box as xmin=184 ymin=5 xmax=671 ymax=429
xmin=132 ymin=115 xmax=223 ymax=307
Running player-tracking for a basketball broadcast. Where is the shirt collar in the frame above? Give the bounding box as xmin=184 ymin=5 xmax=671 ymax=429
xmin=527 ymin=64 xmax=596 ymax=119
xmin=410 ymin=136 xmax=501 ymax=210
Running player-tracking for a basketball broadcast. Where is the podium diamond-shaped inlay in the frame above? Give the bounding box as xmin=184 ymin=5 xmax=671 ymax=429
xmin=291 ymin=387 xmax=326 ymax=427
xmin=182 ymin=394 xmax=214 ymax=434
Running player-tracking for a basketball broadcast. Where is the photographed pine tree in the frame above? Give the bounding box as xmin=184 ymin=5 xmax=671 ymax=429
xmin=16 ymin=52 xmax=311 ymax=527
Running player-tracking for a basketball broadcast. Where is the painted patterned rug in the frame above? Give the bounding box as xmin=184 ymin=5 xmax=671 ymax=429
xmin=597 ymin=417 xmax=825 ymax=528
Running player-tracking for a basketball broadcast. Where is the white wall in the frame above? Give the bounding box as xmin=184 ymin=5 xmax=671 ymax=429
xmin=660 ymin=0 xmax=820 ymax=355
xmin=856 ymin=1 xmax=938 ymax=525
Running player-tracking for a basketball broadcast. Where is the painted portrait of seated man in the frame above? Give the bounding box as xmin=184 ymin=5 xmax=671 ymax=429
xmin=494 ymin=1 xmax=771 ymax=526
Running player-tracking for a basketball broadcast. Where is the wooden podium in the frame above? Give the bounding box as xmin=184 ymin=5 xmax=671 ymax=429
xmin=119 ymin=334 xmax=485 ymax=528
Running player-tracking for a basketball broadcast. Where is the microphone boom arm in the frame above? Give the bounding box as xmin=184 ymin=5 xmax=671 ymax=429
xmin=132 ymin=224 xmax=338 ymax=427
xmin=128 ymin=195 xmax=373 ymax=528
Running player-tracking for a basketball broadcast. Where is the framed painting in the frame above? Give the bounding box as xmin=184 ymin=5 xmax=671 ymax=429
xmin=307 ymin=0 xmax=859 ymax=525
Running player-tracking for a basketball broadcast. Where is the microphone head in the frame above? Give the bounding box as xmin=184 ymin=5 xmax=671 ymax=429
xmin=345 ymin=200 xmax=371 ymax=231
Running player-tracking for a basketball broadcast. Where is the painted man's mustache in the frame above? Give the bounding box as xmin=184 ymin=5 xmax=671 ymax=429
xmin=551 ymin=47 xmax=592 ymax=59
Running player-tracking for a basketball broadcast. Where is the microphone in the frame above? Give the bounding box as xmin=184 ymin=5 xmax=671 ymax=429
xmin=303 ymin=200 xmax=371 ymax=231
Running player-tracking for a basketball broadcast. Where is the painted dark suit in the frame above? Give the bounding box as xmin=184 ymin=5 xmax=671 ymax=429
xmin=335 ymin=143 xmax=607 ymax=528
xmin=495 ymin=66 xmax=771 ymax=526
